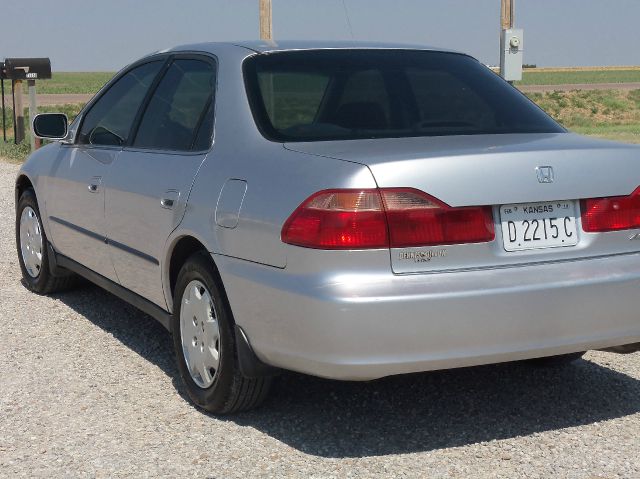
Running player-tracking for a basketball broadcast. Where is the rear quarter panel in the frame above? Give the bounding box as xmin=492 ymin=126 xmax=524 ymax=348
xmin=165 ymin=46 xmax=378 ymax=309
xmin=180 ymin=142 xmax=377 ymax=268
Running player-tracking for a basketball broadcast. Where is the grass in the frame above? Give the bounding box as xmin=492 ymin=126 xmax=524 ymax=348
xmin=516 ymin=68 xmax=640 ymax=86
xmin=0 ymin=138 xmax=31 ymax=163
xmin=14 ymin=72 xmax=114 ymax=95
xmin=1 ymin=104 xmax=84 ymax=131
xmin=524 ymin=89 xmax=640 ymax=144
xmin=0 ymin=103 xmax=84 ymax=162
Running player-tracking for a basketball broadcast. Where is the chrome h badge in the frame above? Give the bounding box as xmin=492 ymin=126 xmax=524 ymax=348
xmin=536 ymin=166 xmax=554 ymax=184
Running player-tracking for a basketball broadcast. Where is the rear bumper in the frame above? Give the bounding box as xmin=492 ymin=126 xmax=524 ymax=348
xmin=216 ymin=251 xmax=640 ymax=380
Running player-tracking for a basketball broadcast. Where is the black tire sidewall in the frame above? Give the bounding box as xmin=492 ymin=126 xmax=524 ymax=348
xmin=171 ymin=252 xmax=236 ymax=411
xmin=16 ymin=189 xmax=52 ymax=293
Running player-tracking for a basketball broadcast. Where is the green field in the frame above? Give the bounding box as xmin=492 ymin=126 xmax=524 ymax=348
xmin=516 ymin=68 xmax=640 ymax=86
xmin=30 ymin=72 xmax=114 ymax=94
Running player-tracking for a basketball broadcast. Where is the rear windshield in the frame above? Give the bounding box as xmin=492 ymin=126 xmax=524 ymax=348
xmin=243 ymin=50 xmax=564 ymax=142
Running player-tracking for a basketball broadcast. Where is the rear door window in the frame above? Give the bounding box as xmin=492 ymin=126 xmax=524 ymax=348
xmin=133 ymin=58 xmax=216 ymax=151
xmin=78 ymin=61 xmax=163 ymax=146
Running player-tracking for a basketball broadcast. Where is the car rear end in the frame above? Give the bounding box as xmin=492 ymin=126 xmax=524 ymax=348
xmin=226 ymin=46 xmax=640 ymax=380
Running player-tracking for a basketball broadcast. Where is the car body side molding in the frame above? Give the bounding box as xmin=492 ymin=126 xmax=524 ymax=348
xmin=55 ymin=252 xmax=172 ymax=330
xmin=52 ymin=245 xmax=278 ymax=377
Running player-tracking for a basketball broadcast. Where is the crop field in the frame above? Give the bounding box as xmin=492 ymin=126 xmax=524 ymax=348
xmin=516 ymin=66 xmax=640 ymax=86
xmin=30 ymin=72 xmax=114 ymax=94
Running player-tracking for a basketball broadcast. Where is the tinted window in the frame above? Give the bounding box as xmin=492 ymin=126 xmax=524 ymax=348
xmin=133 ymin=59 xmax=215 ymax=151
xmin=78 ymin=61 xmax=163 ymax=146
xmin=257 ymin=72 xmax=329 ymax=131
xmin=333 ymin=69 xmax=391 ymax=129
xmin=244 ymin=50 xmax=564 ymax=142
xmin=407 ymin=69 xmax=496 ymax=131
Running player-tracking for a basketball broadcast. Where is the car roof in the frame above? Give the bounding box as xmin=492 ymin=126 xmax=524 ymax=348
xmin=164 ymin=39 xmax=464 ymax=56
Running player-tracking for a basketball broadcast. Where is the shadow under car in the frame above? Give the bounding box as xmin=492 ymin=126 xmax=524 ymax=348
xmin=53 ymin=281 xmax=640 ymax=459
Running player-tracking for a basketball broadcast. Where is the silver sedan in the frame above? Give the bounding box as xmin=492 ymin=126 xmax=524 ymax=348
xmin=16 ymin=41 xmax=640 ymax=413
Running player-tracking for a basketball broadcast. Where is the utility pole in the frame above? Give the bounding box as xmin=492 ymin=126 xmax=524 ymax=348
xmin=259 ymin=0 xmax=273 ymax=41
xmin=259 ymin=0 xmax=275 ymax=122
xmin=501 ymin=0 xmax=514 ymax=30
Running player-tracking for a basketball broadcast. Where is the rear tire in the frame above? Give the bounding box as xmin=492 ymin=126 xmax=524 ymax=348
xmin=526 ymin=351 xmax=586 ymax=367
xmin=16 ymin=188 xmax=77 ymax=294
xmin=172 ymin=251 xmax=271 ymax=414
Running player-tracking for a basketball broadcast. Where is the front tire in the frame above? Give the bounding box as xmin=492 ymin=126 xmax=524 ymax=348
xmin=16 ymin=188 xmax=77 ymax=294
xmin=172 ymin=251 xmax=271 ymax=414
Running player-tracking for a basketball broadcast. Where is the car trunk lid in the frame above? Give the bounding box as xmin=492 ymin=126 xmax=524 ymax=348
xmin=285 ymin=133 xmax=640 ymax=273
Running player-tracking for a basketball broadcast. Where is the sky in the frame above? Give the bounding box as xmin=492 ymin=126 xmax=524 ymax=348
xmin=2 ymin=0 xmax=640 ymax=71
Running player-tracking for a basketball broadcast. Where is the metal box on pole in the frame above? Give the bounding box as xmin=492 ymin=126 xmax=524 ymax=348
xmin=500 ymin=28 xmax=524 ymax=82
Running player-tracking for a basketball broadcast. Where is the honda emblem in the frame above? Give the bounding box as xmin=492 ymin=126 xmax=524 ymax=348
xmin=536 ymin=166 xmax=554 ymax=184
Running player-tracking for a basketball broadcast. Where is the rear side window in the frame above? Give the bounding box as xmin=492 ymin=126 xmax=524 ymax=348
xmin=244 ymin=50 xmax=564 ymax=142
xmin=133 ymin=59 xmax=215 ymax=151
xmin=78 ymin=61 xmax=163 ymax=146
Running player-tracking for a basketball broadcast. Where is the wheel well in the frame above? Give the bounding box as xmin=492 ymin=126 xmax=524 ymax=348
xmin=15 ymin=175 xmax=34 ymax=204
xmin=169 ymin=236 xmax=208 ymax=299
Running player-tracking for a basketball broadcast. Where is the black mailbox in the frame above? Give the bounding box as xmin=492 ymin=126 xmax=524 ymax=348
xmin=4 ymin=58 xmax=51 ymax=80
xmin=0 ymin=62 xmax=6 ymax=80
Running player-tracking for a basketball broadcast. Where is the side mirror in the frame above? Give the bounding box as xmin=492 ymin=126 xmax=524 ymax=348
xmin=33 ymin=113 xmax=68 ymax=140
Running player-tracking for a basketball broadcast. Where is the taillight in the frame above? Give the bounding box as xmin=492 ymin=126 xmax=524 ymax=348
xmin=281 ymin=188 xmax=495 ymax=250
xmin=581 ymin=187 xmax=640 ymax=232
xmin=281 ymin=189 xmax=388 ymax=249
xmin=381 ymin=189 xmax=495 ymax=247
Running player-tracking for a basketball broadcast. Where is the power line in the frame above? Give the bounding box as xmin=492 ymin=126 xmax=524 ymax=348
xmin=342 ymin=0 xmax=354 ymax=40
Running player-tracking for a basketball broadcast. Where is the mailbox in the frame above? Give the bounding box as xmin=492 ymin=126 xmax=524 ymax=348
xmin=4 ymin=58 xmax=51 ymax=81
xmin=0 ymin=62 xmax=6 ymax=80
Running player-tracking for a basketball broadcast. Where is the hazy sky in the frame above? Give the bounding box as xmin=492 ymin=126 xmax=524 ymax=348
xmin=3 ymin=0 xmax=640 ymax=71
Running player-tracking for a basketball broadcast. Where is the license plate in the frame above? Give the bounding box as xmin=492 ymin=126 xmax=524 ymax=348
xmin=500 ymin=201 xmax=578 ymax=252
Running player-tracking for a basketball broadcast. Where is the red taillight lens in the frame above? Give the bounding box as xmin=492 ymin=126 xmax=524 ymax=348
xmin=281 ymin=190 xmax=389 ymax=249
xmin=282 ymin=188 xmax=495 ymax=249
xmin=581 ymin=187 xmax=640 ymax=232
xmin=381 ymin=189 xmax=494 ymax=247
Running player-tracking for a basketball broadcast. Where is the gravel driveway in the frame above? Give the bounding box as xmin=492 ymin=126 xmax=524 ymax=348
xmin=1 ymin=158 xmax=639 ymax=478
